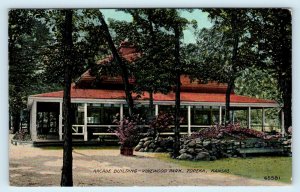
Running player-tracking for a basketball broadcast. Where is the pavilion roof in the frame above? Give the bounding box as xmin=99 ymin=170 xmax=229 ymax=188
xmin=30 ymin=85 xmax=276 ymax=106
xmin=75 ymin=41 xmax=230 ymax=93
xmin=29 ymin=41 xmax=277 ymax=106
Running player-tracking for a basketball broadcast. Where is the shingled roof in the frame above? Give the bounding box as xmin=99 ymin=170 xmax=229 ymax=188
xmin=75 ymin=41 xmax=230 ymax=93
xmin=30 ymin=41 xmax=277 ymax=106
xmin=31 ymin=85 xmax=276 ymax=104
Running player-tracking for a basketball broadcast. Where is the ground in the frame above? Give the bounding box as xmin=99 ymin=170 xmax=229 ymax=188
xmin=9 ymin=137 xmax=289 ymax=186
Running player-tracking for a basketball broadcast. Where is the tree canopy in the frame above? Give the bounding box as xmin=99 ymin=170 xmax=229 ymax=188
xmin=9 ymin=8 xmax=291 ymax=133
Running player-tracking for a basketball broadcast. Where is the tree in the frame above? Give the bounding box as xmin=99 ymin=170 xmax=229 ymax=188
xmin=235 ymin=67 xmax=281 ymax=128
xmin=191 ymin=9 xmax=257 ymax=125
xmin=9 ymin=9 xmax=53 ymax=133
xmin=248 ymin=9 xmax=291 ymax=132
xmin=118 ymin=9 xmax=176 ymax=117
xmin=192 ymin=8 xmax=291 ymax=130
xmin=128 ymin=9 xmax=189 ymax=157
xmin=172 ymin=23 xmax=182 ymax=158
xmin=124 ymin=9 xmax=189 ymax=157
xmin=97 ymin=10 xmax=135 ymax=116
xmin=157 ymin=9 xmax=189 ymax=158
xmin=60 ymin=9 xmax=74 ymax=186
xmin=235 ymin=67 xmax=281 ymax=103
xmin=97 ymin=9 xmax=189 ymax=156
xmin=42 ymin=9 xmax=108 ymax=86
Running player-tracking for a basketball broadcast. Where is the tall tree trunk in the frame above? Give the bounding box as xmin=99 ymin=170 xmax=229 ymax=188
xmin=225 ymin=79 xmax=234 ymax=125
xmin=148 ymin=11 xmax=156 ymax=119
xmin=225 ymin=10 xmax=239 ymax=126
xmin=98 ymin=12 xmax=134 ymax=117
xmin=278 ymin=56 xmax=292 ymax=133
xmin=61 ymin=9 xmax=73 ymax=187
xmin=12 ymin=111 xmax=20 ymax=134
xmin=149 ymin=90 xmax=154 ymax=117
xmin=172 ymin=24 xmax=181 ymax=158
xmin=149 ymin=90 xmax=157 ymax=136
xmin=11 ymin=94 xmax=22 ymax=133
xmin=282 ymin=81 xmax=292 ymax=132
xmin=27 ymin=112 xmax=30 ymax=134
xmin=278 ymin=11 xmax=292 ymax=133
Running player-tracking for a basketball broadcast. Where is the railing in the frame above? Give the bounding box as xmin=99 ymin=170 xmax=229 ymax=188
xmin=88 ymin=125 xmax=118 ymax=136
xmin=71 ymin=125 xmax=84 ymax=135
xmin=87 ymin=124 xmax=211 ymax=136
xmin=65 ymin=124 xmax=213 ymax=138
xmin=60 ymin=123 xmax=284 ymax=141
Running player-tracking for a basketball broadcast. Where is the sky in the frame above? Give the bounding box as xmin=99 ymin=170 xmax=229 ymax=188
xmin=101 ymin=9 xmax=213 ymax=44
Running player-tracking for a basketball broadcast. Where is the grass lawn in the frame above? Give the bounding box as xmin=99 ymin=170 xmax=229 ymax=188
xmin=155 ymin=153 xmax=292 ymax=183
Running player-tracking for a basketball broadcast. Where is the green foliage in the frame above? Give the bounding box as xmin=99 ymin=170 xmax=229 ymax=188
xmin=186 ymin=9 xmax=291 ymax=128
xmin=9 ymin=9 xmax=57 ymax=128
xmin=247 ymin=9 xmax=292 ymax=129
xmin=108 ymin=9 xmax=192 ymax=96
xmin=121 ymin=9 xmax=177 ymax=95
xmin=42 ymin=9 xmax=110 ymax=84
xmin=9 ymin=8 xmax=291 ymax=132
xmin=188 ymin=9 xmax=257 ymax=83
xmin=235 ymin=67 xmax=281 ymax=104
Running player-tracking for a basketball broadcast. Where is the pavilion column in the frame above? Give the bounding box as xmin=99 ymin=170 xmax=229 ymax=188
xmin=262 ymin=108 xmax=265 ymax=132
xmin=281 ymin=109 xmax=285 ymax=136
xmin=120 ymin=103 xmax=124 ymax=120
xmin=155 ymin=104 xmax=159 ymax=116
xmin=219 ymin=106 xmax=222 ymax=125
xmin=187 ymin=105 xmax=191 ymax=136
xmin=30 ymin=100 xmax=37 ymax=141
xmin=247 ymin=107 xmax=251 ymax=129
xmin=84 ymin=103 xmax=88 ymax=141
xmin=59 ymin=101 xmax=63 ymax=141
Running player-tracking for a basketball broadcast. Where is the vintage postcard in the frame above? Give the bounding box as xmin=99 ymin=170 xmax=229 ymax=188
xmin=8 ymin=8 xmax=292 ymax=187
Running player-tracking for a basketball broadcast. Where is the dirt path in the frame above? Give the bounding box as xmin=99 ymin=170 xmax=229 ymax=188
xmin=9 ymin=140 xmax=286 ymax=186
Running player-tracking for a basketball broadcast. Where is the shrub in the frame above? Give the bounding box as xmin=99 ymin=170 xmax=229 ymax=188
xmin=148 ymin=112 xmax=184 ymax=137
xmin=110 ymin=114 xmax=144 ymax=148
xmin=191 ymin=123 xmax=282 ymax=140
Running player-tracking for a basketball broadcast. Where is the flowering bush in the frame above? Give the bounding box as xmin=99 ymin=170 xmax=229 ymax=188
xmin=148 ymin=112 xmax=174 ymax=136
xmin=191 ymin=123 xmax=282 ymax=140
xmin=110 ymin=114 xmax=144 ymax=148
xmin=147 ymin=112 xmax=184 ymax=136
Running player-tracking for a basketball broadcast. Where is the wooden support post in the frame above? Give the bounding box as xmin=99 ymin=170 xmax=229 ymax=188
xmin=120 ymin=104 xmax=123 ymax=120
xmin=281 ymin=109 xmax=285 ymax=136
xmin=219 ymin=106 xmax=222 ymax=125
xmin=262 ymin=108 xmax=265 ymax=132
xmin=155 ymin=104 xmax=159 ymax=116
xmin=188 ymin=105 xmax=191 ymax=136
xmin=59 ymin=101 xmax=63 ymax=141
xmin=209 ymin=106 xmax=213 ymax=125
xmin=84 ymin=103 xmax=88 ymax=141
xmin=248 ymin=107 xmax=251 ymax=129
xmin=30 ymin=100 xmax=37 ymax=141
